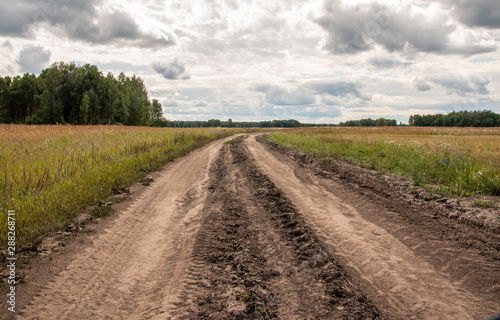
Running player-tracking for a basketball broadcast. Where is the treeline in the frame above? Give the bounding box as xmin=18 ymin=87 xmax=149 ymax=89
xmin=339 ymin=118 xmax=398 ymax=127
xmin=409 ymin=110 xmax=500 ymax=127
xmin=169 ymin=119 xmax=303 ymax=128
xmin=0 ymin=62 xmax=168 ymax=126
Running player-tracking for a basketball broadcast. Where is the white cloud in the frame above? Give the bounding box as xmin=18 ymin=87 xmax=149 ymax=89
xmin=17 ymin=44 xmax=51 ymax=74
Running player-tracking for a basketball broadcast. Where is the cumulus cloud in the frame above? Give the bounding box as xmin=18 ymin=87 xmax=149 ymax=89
xmin=314 ymin=0 xmax=496 ymax=56
xmin=413 ymin=78 xmax=432 ymax=91
xmin=306 ymin=80 xmax=370 ymax=101
xmin=255 ymin=85 xmax=316 ymax=106
xmin=254 ymin=80 xmax=370 ymax=108
xmin=17 ymin=44 xmax=51 ymax=74
xmin=422 ymin=75 xmax=490 ymax=96
xmin=0 ymin=0 xmax=176 ymax=48
xmin=0 ymin=0 xmax=46 ymax=37
xmin=152 ymin=59 xmax=191 ymax=80
xmin=441 ymin=0 xmax=500 ymax=29
xmin=368 ymin=57 xmax=411 ymax=69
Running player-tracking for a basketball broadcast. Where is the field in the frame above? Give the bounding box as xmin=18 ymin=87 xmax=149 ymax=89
xmin=0 ymin=125 xmax=250 ymax=250
xmin=266 ymin=127 xmax=500 ymax=197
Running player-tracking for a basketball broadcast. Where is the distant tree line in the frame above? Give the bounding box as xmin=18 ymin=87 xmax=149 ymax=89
xmin=409 ymin=110 xmax=500 ymax=127
xmin=169 ymin=119 xmax=304 ymax=128
xmin=0 ymin=62 xmax=168 ymax=127
xmin=339 ymin=118 xmax=398 ymax=127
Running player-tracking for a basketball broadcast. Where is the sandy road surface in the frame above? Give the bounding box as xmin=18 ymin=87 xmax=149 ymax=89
xmin=245 ymin=135 xmax=499 ymax=320
xmin=18 ymin=136 xmax=235 ymax=319
xmin=13 ymin=134 xmax=500 ymax=319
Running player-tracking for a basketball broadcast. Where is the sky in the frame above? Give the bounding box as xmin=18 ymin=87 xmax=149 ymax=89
xmin=1 ymin=0 xmax=499 ymax=124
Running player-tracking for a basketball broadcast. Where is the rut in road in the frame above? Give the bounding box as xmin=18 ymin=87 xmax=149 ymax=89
xmin=171 ymin=136 xmax=380 ymax=319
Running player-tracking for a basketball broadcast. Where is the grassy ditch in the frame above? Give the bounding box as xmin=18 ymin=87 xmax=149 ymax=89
xmin=266 ymin=128 xmax=500 ymax=197
xmin=0 ymin=125 xmax=248 ymax=251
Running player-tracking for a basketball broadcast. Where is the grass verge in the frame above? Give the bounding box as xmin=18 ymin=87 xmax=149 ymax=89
xmin=266 ymin=129 xmax=500 ymax=197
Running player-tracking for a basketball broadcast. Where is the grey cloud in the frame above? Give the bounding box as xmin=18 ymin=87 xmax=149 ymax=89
xmin=306 ymin=80 xmax=370 ymax=101
xmin=17 ymin=44 xmax=51 ymax=74
xmin=152 ymin=59 xmax=190 ymax=80
xmin=413 ymin=78 xmax=432 ymax=91
xmin=0 ymin=0 xmax=175 ymax=48
xmin=0 ymin=1 xmax=40 ymax=37
xmin=0 ymin=0 xmax=100 ymax=38
xmin=315 ymin=0 xmax=377 ymax=54
xmin=315 ymin=0 xmax=495 ymax=56
xmin=368 ymin=57 xmax=411 ymax=69
xmin=442 ymin=0 xmax=500 ymax=29
xmin=255 ymin=85 xmax=316 ymax=106
xmin=65 ymin=10 xmax=176 ymax=48
xmin=470 ymin=77 xmax=490 ymax=94
xmin=254 ymin=80 xmax=369 ymax=108
xmin=427 ymin=75 xmax=490 ymax=96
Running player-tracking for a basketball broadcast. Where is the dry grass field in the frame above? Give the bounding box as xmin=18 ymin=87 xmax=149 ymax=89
xmin=0 ymin=124 xmax=246 ymax=250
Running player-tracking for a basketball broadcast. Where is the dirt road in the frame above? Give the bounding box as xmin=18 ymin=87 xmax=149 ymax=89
xmin=14 ymin=134 xmax=500 ymax=319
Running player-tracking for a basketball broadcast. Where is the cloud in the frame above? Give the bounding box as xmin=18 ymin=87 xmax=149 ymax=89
xmin=413 ymin=78 xmax=432 ymax=91
xmin=470 ymin=77 xmax=490 ymax=94
xmin=152 ymin=59 xmax=190 ymax=80
xmin=441 ymin=0 xmax=500 ymax=29
xmin=0 ymin=0 xmax=99 ymax=38
xmin=254 ymin=80 xmax=370 ymax=108
xmin=0 ymin=2 xmax=34 ymax=37
xmin=17 ymin=44 xmax=51 ymax=74
xmin=0 ymin=0 xmax=176 ymax=48
xmin=63 ymin=9 xmax=176 ymax=48
xmin=255 ymin=85 xmax=316 ymax=106
xmin=314 ymin=0 xmax=496 ymax=56
xmin=368 ymin=57 xmax=411 ymax=69
xmin=306 ymin=80 xmax=370 ymax=100
xmin=425 ymin=75 xmax=490 ymax=96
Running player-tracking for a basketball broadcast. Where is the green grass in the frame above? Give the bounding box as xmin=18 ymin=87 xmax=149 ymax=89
xmin=266 ymin=130 xmax=500 ymax=197
xmin=0 ymin=125 xmax=251 ymax=251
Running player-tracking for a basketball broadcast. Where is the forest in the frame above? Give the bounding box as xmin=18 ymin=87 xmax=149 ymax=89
xmin=409 ymin=110 xmax=500 ymax=127
xmin=339 ymin=118 xmax=398 ymax=127
xmin=0 ymin=62 xmax=167 ymax=127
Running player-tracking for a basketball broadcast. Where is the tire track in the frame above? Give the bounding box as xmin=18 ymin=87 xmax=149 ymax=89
xmin=172 ymin=137 xmax=380 ymax=319
xmin=246 ymin=134 xmax=499 ymax=319
xmin=18 ymin=137 xmax=232 ymax=319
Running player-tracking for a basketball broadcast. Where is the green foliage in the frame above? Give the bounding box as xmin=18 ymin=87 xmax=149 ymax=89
xmin=267 ymin=132 xmax=500 ymax=196
xmin=0 ymin=62 xmax=166 ymax=126
xmin=409 ymin=110 xmax=500 ymax=127
xmin=169 ymin=119 xmax=302 ymax=128
xmin=339 ymin=118 xmax=397 ymax=127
